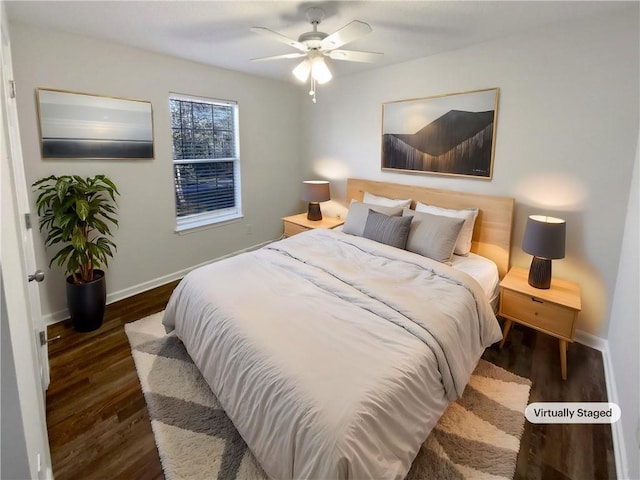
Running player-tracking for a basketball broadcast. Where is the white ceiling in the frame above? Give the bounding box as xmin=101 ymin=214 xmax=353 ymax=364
xmin=6 ymin=1 xmax=632 ymax=83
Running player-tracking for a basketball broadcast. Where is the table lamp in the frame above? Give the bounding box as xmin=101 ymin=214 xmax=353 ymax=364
xmin=522 ymin=215 xmax=566 ymax=289
xmin=302 ymin=180 xmax=330 ymax=221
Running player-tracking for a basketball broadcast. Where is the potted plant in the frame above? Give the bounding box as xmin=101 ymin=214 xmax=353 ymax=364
xmin=33 ymin=174 xmax=119 ymax=332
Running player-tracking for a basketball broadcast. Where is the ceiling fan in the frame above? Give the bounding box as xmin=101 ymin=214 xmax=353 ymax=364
xmin=251 ymin=7 xmax=383 ymax=102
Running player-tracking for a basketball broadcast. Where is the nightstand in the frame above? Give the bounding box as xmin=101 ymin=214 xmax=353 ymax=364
xmin=499 ymin=266 xmax=581 ymax=380
xmin=282 ymin=213 xmax=344 ymax=237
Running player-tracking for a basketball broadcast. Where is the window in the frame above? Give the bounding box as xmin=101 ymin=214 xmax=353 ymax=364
xmin=169 ymin=94 xmax=241 ymax=231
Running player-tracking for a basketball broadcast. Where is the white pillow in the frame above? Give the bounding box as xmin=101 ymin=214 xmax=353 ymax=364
xmin=415 ymin=202 xmax=479 ymax=256
xmin=363 ymin=192 xmax=412 ymax=208
xmin=342 ymin=201 xmax=404 ymax=237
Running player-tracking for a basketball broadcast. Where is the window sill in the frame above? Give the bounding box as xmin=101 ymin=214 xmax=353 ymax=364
xmin=175 ymin=213 xmax=243 ymax=235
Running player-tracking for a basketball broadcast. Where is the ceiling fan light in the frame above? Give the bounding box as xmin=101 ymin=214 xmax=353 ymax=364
xmin=292 ymin=59 xmax=311 ymax=82
xmin=311 ymin=56 xmax=332 ymax=84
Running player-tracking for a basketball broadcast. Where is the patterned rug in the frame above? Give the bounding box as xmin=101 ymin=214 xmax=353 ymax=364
xmin=125 ymin=312 xmax=531 ymax=480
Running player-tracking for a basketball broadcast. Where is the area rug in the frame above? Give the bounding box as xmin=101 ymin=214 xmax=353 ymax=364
xmin=125 ymin=312 xmax=531 ymax=480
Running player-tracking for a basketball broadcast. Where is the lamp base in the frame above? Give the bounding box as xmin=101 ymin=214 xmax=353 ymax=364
xmin=307 ymin=202 xmax=322 ymax=221
xmin=528 ymin=256 xmax=552 ymax=289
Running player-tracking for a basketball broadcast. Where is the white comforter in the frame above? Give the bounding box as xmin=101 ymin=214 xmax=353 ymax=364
xmin=163 ymin=229 xmax=502 ymax=479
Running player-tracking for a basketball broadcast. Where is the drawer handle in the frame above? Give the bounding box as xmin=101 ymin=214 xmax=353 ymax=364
xmin=531 ymin=297 xmax=544 ymax=304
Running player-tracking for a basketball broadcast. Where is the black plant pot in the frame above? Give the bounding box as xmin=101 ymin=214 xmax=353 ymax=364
xmin=66 ymin=270 xmax=106 ymax=332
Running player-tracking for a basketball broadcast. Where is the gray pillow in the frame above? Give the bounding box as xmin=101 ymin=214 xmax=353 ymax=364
xmin=415 ymin=202 xmax=479 ymax=256
xmin=362 ymin=210 xmax=413 ymax=249
xmin=342 ymin=201 xmax=404 ymax=237
xmin=402 ymin=208 xmax=465 ymax=264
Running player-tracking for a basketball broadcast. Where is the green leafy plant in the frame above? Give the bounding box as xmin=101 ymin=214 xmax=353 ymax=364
xmin=33 ymin=174 xmax=119 ymax=284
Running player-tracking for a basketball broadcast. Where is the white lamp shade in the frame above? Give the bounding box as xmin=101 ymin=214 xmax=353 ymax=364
xmin=311 ymin=56 xmax=332 ymax=84
xmin=292 ymin=59 xmax=311 ymax=82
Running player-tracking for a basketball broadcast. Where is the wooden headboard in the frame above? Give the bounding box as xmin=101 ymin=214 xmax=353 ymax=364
xmin=346 ymin=178 xmax=515 ymax=278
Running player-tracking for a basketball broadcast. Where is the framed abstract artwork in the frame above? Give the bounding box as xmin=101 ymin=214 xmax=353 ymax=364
xmin=381 ymin=88 xmax=499 ymax=179
xmin=36 ymin=88 xmax=154 ymax=159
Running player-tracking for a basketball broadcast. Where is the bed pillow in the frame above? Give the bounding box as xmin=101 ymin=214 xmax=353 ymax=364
xmin=415 ymin=202 xmax=479 ymax=256
xmin=363 ymin=192 xmax=412 ymax=208
xmin=402 ymin=208 xmax=465 ymax=264
xmin=343 ymin=201 xmax=404 ymax=237
xmin=362 ymin=210 xmax=413 ymax=249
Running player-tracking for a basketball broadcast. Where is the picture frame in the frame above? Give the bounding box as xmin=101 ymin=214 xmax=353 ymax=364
xmin=36 ymin=88 xmax=154 ymax=159
xmin=381 ymin=88 xmax=499 ymax=179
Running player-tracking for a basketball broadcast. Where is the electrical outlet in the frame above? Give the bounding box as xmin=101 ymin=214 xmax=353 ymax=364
xmin=246 ymin=224 xmax=252 ymax=235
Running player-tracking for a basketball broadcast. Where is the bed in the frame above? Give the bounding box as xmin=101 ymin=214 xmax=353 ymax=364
xmin=163 ymin=178 xmax=515 ymax=479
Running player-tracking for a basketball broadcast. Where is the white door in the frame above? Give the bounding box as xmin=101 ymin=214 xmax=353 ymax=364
xmin=0 ymin=6 xmax=49 ymax=391
xmin=1 ymin=5 xmax=53 ymax=479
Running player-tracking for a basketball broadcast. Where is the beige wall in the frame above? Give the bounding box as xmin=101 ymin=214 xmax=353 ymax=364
xmin=300 ymin=7 xmax=640 ymax=339
xmin=9 ymin=23 xmax=302 ymax=321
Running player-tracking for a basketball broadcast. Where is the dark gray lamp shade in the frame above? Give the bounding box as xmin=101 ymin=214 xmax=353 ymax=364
xmin=522 ymin=215 xmax=566 ymax=289
xmin=302 ymin=180 xmax=330 ymax=221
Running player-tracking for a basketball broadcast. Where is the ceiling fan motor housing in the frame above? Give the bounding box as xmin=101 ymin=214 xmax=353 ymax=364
xmin=298 ymin=30 xmax=328 ymax=50
xmin=300 ymin=7 xmax=328 ymax=50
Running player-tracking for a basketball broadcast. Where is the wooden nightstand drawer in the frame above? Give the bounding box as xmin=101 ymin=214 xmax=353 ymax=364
xmin=284 ymin=222 xmax=309 ymax=237
xmin=501 ymin=289 xmax=575 ymax=338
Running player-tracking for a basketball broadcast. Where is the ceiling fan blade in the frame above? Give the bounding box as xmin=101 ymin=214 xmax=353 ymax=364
xmin=251 ymin=52 xmax=307 ymax=62
xmin=320 ymin=20 xmax=372 ymax=50
xmin=250 ymin=27 xmax=307 ymax=52
xmin=328 ymin=49 xmax=383 ymax=63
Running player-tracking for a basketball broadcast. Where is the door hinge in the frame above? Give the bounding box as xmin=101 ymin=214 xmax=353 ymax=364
xmin=24 ymin=213 xmax=31 ymax=230
xmin=39 ymin=330 xmax=60 ymax=346
xmin=9 ymin=80 xmax=16 ymax=99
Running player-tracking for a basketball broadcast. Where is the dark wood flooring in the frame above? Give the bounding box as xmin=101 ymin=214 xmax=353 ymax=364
xmin=483 ymin=324 xmax=616 ymax=480
xmin=46 ymin=281 xmax=615 ymax=480
xmin=46 ymin=281 xmax=179 ymax=480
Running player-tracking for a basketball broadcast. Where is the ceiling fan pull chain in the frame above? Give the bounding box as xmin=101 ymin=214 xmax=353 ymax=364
xmin=309 ymin=77 xmax=317 ymax=103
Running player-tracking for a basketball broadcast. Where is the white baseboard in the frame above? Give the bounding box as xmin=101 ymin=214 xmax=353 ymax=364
xmin=44 ymin=239 xmax=274 ymax=326
xmin=601 ymin=346 xmax=628 ymax=480
xmin=574 ymin=331 xmax=628 ymax=479
xmin=574 ymin=329 xmax=607 ymax=350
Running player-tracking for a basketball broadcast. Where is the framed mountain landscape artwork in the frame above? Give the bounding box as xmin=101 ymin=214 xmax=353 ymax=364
xmin=381 ymin=88 xmax=499 ymax=179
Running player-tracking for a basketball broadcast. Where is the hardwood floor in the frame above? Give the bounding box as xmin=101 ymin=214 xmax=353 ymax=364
xmin=46 ymin=281 xmax=179 ymax=480
xmin=483 ymin=322 xmax=616 ymax=480
xmin=46 ymin=282 xmax=616 ymax=480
